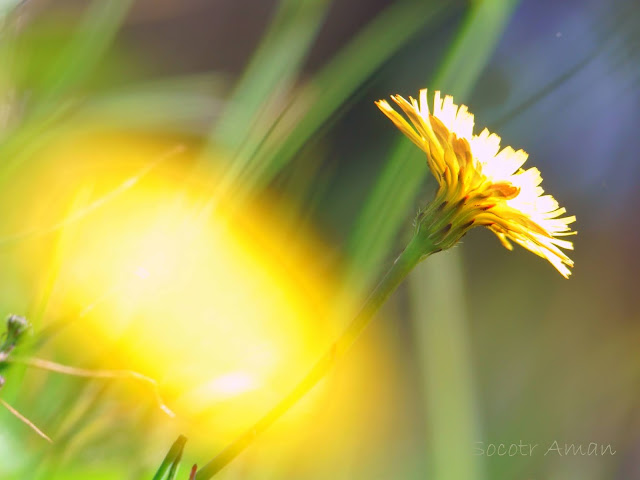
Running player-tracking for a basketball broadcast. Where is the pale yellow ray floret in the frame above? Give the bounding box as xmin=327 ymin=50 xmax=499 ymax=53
xmin=375 ymin=88 xmax=576 ymax=278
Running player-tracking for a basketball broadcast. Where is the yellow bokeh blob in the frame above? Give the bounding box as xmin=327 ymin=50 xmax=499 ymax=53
xmin=16 ymin=131 xmax=337 ymax=439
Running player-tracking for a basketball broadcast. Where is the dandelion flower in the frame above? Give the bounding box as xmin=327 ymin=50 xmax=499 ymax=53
xmin=376 ymin=89 xmax=576 ymax=278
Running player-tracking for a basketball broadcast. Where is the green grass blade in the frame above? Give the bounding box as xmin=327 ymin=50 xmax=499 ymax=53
xmin=207 ymin=0 xmax=330 ymax=157
xmin=409 ymin=251 xmax=484 ymax=480
xmin=41 ymin=0 xmax=134 ymax=101
xmin=76 ymin=73 xmax=228 ymax=130
xmin=433 ymin=0 xmax=520 ymax=98
xmin=342 ymin=141 xmax=425 ymax=292
xmin=0 ymin=0 xmax=133 ymax=181
xmin=240 ymin=0 xmax=452 ymax=189
xmin=152 ymin=436 xmax=187 ymax=480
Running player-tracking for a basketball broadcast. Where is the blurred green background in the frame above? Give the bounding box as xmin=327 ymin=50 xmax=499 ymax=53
xmin=0 ymin=0 xmax=638 ymax=479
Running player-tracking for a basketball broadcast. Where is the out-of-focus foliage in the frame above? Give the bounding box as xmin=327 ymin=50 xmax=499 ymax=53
xmin=0 ymin=0 xmax=638 ymax=479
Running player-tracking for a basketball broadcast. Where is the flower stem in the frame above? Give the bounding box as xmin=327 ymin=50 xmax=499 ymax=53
xmin=195 ymin=227 xmax=437 ymax=479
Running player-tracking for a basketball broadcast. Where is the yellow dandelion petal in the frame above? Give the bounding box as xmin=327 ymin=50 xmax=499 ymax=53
xmin=376 ymin=88 xmax=576 ymax=278
xmin=375 ymin=99 xmax=424 ymax=150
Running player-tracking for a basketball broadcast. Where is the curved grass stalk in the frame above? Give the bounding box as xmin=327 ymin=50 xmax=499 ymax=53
xmin=0 ymin=397 xmax=52 ymax=442
xmin=9 ymin=356 xmax=175 ymax=418
xmin=0 ymin=145 xmax=184 ymax=247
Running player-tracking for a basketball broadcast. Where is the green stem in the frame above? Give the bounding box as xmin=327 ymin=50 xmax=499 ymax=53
xmin=196 ymin=228 xmax=437 ymax=479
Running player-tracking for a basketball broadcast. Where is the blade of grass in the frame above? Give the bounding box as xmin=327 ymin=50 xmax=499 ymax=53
xmin=206 ymin=0 xmax=330 ymax=158
xmin=153 ymin=436 xmax=187 ymax=480
xmin=0 ymin=398 xmax=52 ymax=443
xmin=409 ymin=251 xmax=484 ymax=480
xmin=238 ymin=0 xmax=455 ymax=190
xmin=27 ymin=383 xmax=111 ymax=480
xmin=40 ymin=0 xmax=134 ymax=101
xmin=433 ymin=0 xmax=520 ymax=98
xmin=77 ymin=73 xmax=228 ymax=130
xmin=0 ymin=0 xmax=134 ymax=181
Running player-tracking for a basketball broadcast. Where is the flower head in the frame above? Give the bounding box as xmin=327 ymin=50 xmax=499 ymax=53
xmin=376 ymin=89 xmax=576 ymax=278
